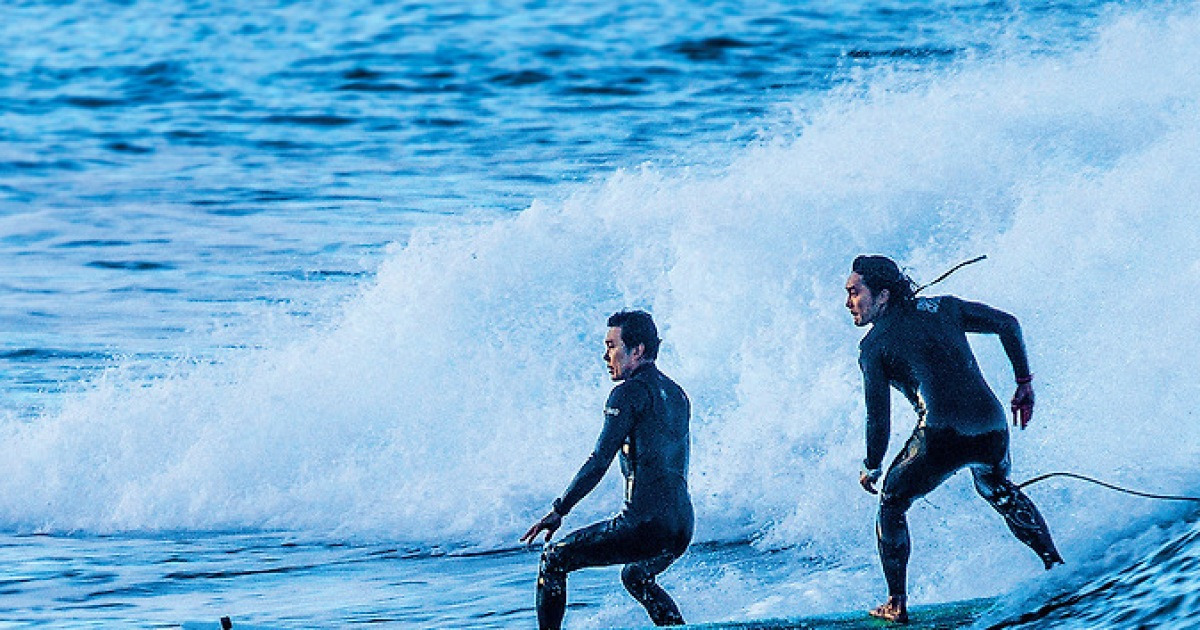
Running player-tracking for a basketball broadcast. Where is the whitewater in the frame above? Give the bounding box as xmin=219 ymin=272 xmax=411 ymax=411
xmin=2 ymin=1 xmax=1200 ymax=627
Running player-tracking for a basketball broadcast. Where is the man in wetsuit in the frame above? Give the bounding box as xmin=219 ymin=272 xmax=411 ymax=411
xmin=846 ymin=255 xmax=1063 ymax=624
xmin=521 ymin=310 xmax=693 ymax=630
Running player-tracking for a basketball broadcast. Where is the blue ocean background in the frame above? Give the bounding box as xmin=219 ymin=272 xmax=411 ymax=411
xmin=3 ymin=0 xmax=1200 ymax=627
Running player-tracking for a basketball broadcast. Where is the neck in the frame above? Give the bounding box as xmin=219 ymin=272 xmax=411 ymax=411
xmin=870 ymin=303 xmax=896 ymax=326
xmin=627 ymin=360 xmax=654 ymax=378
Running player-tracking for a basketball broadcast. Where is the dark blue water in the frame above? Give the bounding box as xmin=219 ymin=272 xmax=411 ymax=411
xmin=7 ymin=0 xmax=1200 ymax=628
xmin=0 ymin=0 xmax=1116 ymax=415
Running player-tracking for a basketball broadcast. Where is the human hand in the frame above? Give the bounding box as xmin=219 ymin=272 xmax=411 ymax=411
xmin=860 ymin=466 xmax=881 ymax=495
xmin=520 ymin=510 xmax=562 ymax=545
xmin=1011 ymin=382 xmax=1035 ymax=429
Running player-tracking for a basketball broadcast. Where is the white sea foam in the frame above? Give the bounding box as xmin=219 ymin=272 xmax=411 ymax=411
xmin=2 ymin=1 xmax=1199 ymax=613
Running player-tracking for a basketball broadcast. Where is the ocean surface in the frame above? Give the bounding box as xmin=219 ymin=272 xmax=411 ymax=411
xmin=2 ymin=0 xmax=1200 ymax=627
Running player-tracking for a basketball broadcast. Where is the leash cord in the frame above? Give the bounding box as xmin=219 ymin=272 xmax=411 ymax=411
xmin=914 ymin=255 xmax=988 ymax=295
xmin=1018 ymin=471 xmax=1200 ymax=502
xmin=898 ymin=256 xmax=1198 ymax=506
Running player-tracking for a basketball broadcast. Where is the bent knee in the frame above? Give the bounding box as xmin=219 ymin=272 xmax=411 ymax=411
xmin=540 ymin=544 xmax=568 ymax=577
xmin=975 ymin=478 xmax=1016 ymax=505
xmin=621 ymin=563 xmax=653 ymax=591
xmin=879 ymin=492 xmax=913 ymax=516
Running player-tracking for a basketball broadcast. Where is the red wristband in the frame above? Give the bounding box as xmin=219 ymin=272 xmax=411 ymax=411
xmin=1016 ymin=374 xmax=1033 ymax=385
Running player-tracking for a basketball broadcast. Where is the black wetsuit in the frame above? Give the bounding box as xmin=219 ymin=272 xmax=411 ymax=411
xmin=858 ymin=296 xmax=1063 ymax=597
xmin=538 ymin=362 xmax=693 ymax=629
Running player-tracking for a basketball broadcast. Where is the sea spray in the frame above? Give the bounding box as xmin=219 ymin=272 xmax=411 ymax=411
xmin=1 ymin=5 xmax=1199 ymax=617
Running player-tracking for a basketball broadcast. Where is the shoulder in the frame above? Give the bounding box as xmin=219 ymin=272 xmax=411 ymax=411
xmin=652 ymin=368 xmax=689 ymax=404
xmin=928 ymin=294 xmax=970 ymax=310
xmin=916 ymin=295 xmax=971 ymax=323
xmin=915 ymin=296 xmax=945 ymax=313
xmin=607 ymin=377 xmax=652 ymax=410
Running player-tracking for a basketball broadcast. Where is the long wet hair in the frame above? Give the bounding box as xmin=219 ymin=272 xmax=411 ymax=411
xmin=852 ymin=255 xmax=917 ymax=309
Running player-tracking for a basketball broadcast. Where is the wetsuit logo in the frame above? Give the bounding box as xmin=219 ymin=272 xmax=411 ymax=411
xmin=604 ymin=407 xmax=620 ymax=417
xmin=916 ymin=297 xmax=941 ymax=313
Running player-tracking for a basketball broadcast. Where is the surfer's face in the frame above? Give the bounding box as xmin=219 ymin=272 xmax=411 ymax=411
xmin=604 ymin=327 xmax=642 ymax=381
xmin=846 ymin=272 xmax=889 ymax=327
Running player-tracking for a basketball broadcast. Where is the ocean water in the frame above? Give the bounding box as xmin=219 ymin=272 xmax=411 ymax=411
xmin=2 ymin=0 xmax=1200 ymax=627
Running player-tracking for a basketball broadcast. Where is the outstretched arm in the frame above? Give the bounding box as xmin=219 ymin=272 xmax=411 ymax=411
xmin=957 ymin=298 xmax=1035 ymax=428
xmin=555 ymin=386 xmax=639 ymax=514
xmin=860 ymin=349 xmax=890 ymax=493
xmin=521 ymin=384 xmax=640 ymax=543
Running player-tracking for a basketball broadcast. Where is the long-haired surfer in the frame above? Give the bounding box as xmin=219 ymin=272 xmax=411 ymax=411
xmin=845 ymin=255 xmax=1064 ymax=623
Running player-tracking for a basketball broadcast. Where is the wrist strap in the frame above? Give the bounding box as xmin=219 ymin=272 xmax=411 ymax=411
xmin=1016 ymin=374 xmax=1033 ymax=385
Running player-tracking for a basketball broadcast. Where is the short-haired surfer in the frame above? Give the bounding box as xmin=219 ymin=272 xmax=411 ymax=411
xmin=521 ymin=310 xmax=694 ymax=629
xmin=846 ymin=255 xmax=1063 ymax=623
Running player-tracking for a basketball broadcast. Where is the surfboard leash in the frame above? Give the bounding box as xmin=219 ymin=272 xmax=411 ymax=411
xmin=907 ymin=255 xmax=1200 ymax=506
xmin=914 ymin=255 xmax=988 ymax=295
xmin=1018 ymin=471 xmax=1200 ymax=503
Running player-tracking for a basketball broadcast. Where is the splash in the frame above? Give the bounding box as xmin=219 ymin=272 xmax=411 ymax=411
xmin=1 ymin=3 xmax=1199 ymax=610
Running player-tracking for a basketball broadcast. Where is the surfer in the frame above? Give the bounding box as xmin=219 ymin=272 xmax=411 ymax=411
xmin=846 ymin=255 xmax=1063 ymax=624
xmin=521 ymin=310 xmax=694 ymax=629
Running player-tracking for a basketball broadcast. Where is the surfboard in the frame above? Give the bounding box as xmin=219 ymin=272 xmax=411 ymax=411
xmin=182 ymin=597 xmax=996 ymax=630
xmin=675 ymin=597 xmax=997 ymax=629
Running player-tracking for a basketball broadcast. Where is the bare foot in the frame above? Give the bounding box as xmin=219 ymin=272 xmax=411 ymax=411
xmin=869 ymin=595 xmax=909 ymax=624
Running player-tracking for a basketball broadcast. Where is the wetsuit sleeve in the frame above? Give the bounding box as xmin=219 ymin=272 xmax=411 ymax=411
xmin=859 ymin=346 xmax=891 ymax=471
xmin=553 ymin=383 xmax=644 ymax=516
xmin=953 ymin=297 xmax=1032 ymax=380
